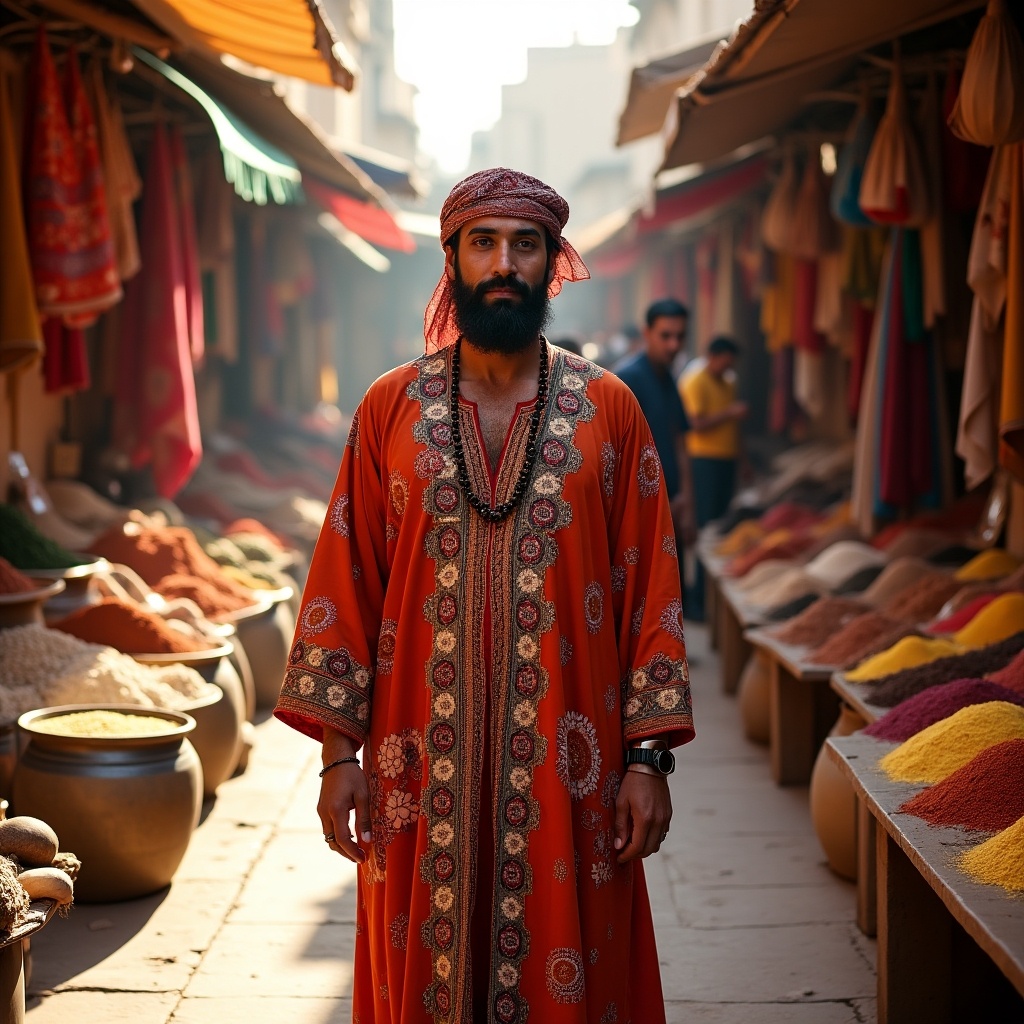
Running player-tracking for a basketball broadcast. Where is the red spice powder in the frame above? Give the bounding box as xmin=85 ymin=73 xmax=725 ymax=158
xmin=727 ymin=536 xmax=815 ymax=579
xmin=53 ymin=598 xmax=210 ymax=654
xmin=0 ymin=557 xmax=35 ymax=594
xmin=864 ymin=678 xmax=1024 ymax=742
xmin=156 ymin=574 xmax=256 ymax=617
xmin=771 ymin=597 xmax=869 ymax=647
xmin=807 ymin=612 xmax=912 ymax=667
xmin=881 ymin=574 xmax=963 ymax=624
xmin=989 ymin=649 xmax=1024 ymax=694
xmin=899 ymin=738 xmax=1024 ymax=832
xmin=929 ymin=593 xmax=1000 ymax=634
xmin=759 ymin=503 xmax=820 ymax=533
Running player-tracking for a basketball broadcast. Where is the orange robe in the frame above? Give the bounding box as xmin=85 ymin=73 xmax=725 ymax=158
xmin=276 ymin=345 xmax=695 ymax=1024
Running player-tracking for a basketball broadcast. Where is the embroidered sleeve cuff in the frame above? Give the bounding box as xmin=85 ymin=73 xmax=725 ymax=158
xmin=622 ymin=654 xmax=695 ymax=748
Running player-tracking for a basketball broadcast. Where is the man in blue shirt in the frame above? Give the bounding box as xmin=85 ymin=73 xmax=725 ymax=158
xmin=616 ymin=299 xmax=694 ymax=598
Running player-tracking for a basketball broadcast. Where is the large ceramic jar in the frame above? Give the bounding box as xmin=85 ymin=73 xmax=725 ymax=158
xmin=225 ymin=588 xmax=295 ymax=710
xmin=134 ymin=645 xmax=244 ymax=797
xmin=12 ymin=705 xmax=202 ymax=902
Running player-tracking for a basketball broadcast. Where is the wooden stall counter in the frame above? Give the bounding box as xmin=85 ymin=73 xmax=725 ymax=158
xmin=830 ymin=672 xmax=886 ymax=728
xmin=827 ymin=734 xmax=1024 ymax=1024
xmin=695 ymin=527 xmax=731 ymax=652
xmin=744 ymin=627 xmax=838 ymax=785
xmin=714 ymin=578 xmax=764 ymax=697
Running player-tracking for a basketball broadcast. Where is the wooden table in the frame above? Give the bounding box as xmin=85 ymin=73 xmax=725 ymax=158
xmin=830 ymin=672 xmax=887 ymax=727
xmin=828 ymin=735 xmax=1024 ymax=1024
xmin=695 ymin=530 xmax=730 ymax=653
xmin=716 ymin=580 xmax=765 ymax=697
xmin=744 ymin=627 xmax=840 ymax=786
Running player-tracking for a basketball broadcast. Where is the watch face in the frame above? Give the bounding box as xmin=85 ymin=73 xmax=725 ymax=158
xmin=654 ymin=749 xmax=675 ymax=774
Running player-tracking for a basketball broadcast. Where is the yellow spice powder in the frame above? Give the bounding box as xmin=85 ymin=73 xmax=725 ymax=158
xmin=716 ymin=520 xmax=764 ymax=556
xmin=34 ymin=710 xmax=178 ymax=737
xmin=953 ymin=548 xmax=1022 ymax=583
xmin=952 ymin=593 xmax=1024 ymax=649
xmin=879 ymin=701 xmax=1024 ymax=783
xmin=846 ymin=636 xmax=962 ymax=682
xmin=959 ymin=814 xmax=1024 ymax=893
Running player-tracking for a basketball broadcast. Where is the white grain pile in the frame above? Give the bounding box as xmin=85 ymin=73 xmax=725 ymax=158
xmin=0 ymin=624 xmax=216 ymax=723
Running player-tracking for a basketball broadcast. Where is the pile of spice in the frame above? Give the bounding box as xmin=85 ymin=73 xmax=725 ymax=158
xmin=802 ymin=541 xmax=886 ymax=586
xmin=864 ymin=679 xmax=1024 ymax=742
xmin=953 ymin=548 xmax=1022 ymax=582
xmin=770 ymin=598 xmax=869 ymax=647
xmin=735 ymin=559 xmax=794 ymax=592
xmin=0 ymin=624 xmax=216 ymax=722
xmin=807 ymin=612 xmax=912 ymax=668
xmin=715 ymin=519 xmax=764 ymax=557
xmin=881 ymin=573 xmax=963 ymax=623
xmin=867 ymin=632 xmax=1024 ymax=707
xmin=0 ymin=505 xmax=83 ymax=571
xmin=878 ymin=701 xmax=1024 ymax=783
xmin=952 ymin=593 xmax=1024 ymax=648
xmin=847 ymin=636 xmax=963 ymax=682
xmin=899 ymin=739 xmax=1024 ymax=832
xmin=728 ymin=534 xmax=815 ymax=578
xmin=929 ymin=593 xmax=999 ymax=633
xmin=89 ymin=525 xmax=257 ymax=618
xmin=766 ymin=593 xmax=820 ymax=622
xmin=33 ymin=709 xmax=180 ymax=738
xmin=832 ymin=564 xmax=885 ymax=596
xmin=988 ymin=649 xmax=1024 ymax=693
xmin=959 ymin=815 xmax=1024 ymax=892
xmin=878 ymin=528 xmax=951 ymax=561
xmin=0 ymin=557 xmax=36 ymax=595
xmin=860 ymin=558 xmax=936 ymax=608
xmin=746 ymin=570 xmax=825 ymax=611
xmin=53 ymin=599 xmax=211 ymax=655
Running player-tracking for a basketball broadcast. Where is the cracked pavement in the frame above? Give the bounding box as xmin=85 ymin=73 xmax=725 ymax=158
xmin=25 ymin=623 xmax=876 ymax=1023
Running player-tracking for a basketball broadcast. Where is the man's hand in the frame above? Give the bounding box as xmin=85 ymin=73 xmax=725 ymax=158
xmin=613 ymin=768 xmax=672 ymax=864
xmin=318 ymin=728 xmax=372 ymax=864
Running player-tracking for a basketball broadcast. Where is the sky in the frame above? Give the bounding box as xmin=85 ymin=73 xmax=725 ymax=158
xmin=392 ymin=0 xmax=640 ymax=173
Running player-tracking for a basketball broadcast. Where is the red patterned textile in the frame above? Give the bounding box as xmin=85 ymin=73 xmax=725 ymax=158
xmin=24 ymin=30 xmax=120 ymax=327
xmin=424 ymin=168 xmax=589 ymax=351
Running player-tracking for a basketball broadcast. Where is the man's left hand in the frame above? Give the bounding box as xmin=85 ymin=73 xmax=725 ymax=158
xmin=613 ymin=768 xmax=672 ymax=863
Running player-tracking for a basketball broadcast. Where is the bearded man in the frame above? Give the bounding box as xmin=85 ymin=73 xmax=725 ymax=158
xmin=275 ymin=168 xmax=694 ymax=1024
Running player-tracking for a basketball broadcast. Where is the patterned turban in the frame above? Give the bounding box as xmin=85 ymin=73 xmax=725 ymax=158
xmin=423 ymin=168 xmax=590 ymax=351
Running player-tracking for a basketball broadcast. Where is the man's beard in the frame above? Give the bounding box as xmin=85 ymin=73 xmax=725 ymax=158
xmin=452 ymin=264 xmax=551 ymax=355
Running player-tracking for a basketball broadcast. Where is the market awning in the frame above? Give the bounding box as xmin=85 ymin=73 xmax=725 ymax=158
xmin=662 ymin=0 xmax=987 ymax=170
xmin=130 ymin=0 xmax=356 ymax=89
xmin=585 ymin=150 xmax=769 ymax=275
xmin=616 ymin=38 xmax=720 ymax=146
xmin=341 ymin=144 xmax=426 ymax=200
xmin=175 ymin=52 xmax=384 ymax=203
xmin=134 ymin=48 xmax=302 ymax=204
xmin=303 ymin=178 xmax=416 ymax=253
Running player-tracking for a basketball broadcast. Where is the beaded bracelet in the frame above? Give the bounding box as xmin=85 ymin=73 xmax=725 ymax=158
xmin=319 ymin=756 xmax=359 ymax=777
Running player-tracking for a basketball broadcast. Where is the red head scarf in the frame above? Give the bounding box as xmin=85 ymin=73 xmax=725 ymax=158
xmin=423 ymin=168 xmax=589 ymax=351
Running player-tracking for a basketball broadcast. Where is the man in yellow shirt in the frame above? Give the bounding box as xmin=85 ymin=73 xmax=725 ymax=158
xmin=679 ymin=335 xmax=748 ymax=619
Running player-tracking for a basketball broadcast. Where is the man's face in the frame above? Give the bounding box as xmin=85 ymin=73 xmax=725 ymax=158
xmin=644 ymin=315 xmax=687 ymax=370
xmin=708 ymin=352 xmax=736 ymax=377
xmin=447 ymin=216 xmax=553 ymax=355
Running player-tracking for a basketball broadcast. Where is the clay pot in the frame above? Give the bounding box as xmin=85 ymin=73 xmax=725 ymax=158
xmin=223 ymin=589 xmax=295 ymax=710
xmin=737 ymin=649 xmax=771 ymax=745
xmin=133 ymin=645 xmax=245 ymax=796
xmin=13 ymin=705 xmax=202 ymax=902
xmin=0 ymin=580 xmax=65 ymax=631
xmin=27 ymin=557 xmax=109 ymax=622
xmin=809 ymin=704 xmax=866 ymax=882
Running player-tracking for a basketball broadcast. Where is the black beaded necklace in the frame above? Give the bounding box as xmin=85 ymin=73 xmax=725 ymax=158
xmin=449 ymin=336 xmax=549 ymax=523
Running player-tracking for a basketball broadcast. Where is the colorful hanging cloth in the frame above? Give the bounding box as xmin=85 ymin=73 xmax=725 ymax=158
xmin=24 ymin=30 xmax=120 ymax=326
xmin=169 ymin=125 xmax=204 ymax=364
xmin=831 ymin=98 xmax=878 ymax=227
xmin=114 ymin=121 xmax=201 ymax=498
xmin=0 ymin=50 xmax=43 ymax=372
xmin=1001 ymin=142 xmax=1024 ymax=478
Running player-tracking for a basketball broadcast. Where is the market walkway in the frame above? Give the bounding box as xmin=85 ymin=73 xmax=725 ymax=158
xmin=25 ymin=624 xmax=876 ymax=1024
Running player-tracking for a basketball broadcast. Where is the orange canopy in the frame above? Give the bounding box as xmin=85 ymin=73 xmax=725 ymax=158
xmin=132 ymin=0 xmax=357 ymax=89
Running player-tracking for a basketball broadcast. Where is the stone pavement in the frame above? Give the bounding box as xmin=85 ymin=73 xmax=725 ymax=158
xmin=25 ymin=623 xmax=876 ymax=1023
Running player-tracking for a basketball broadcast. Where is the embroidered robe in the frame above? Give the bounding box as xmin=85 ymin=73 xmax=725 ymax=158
xmin=276 ymin=345 xmax=695 ymax=1024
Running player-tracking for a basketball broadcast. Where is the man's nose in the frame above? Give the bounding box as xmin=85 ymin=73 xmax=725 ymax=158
xmin=493 ymin=241 xmax=515 ymax=275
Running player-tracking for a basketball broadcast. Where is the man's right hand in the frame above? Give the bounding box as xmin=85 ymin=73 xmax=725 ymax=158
xmin=318 ymin=728 xmax=372 ymax=864
xmin=729 ymin=400 xmax=750 ymax=421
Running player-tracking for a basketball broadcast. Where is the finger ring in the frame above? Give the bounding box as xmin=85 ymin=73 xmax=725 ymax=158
xmin=324 ymin=832 xmax=336 ymax=843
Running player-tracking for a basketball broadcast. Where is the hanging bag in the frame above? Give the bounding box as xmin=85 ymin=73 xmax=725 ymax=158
xmin=948 ymin=0 xmax=1024 ymax=146
xmin=761 ymin=150 xmax=800 ymax=253
xmin=792 ymin=143 xmax=841 ymax=259
xmin=831 ymin=96 xmax=878 ymax=226
xmin=859 ymin=58 xmax=931 ymax=226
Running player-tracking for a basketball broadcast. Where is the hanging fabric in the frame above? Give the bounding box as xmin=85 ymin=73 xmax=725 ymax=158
xmin=948 ymin=0 xmax=1024 ymax=147
xmin=169 ymin=126 xmax=204 ymax=364
xmin=42 ymin=319 xmax=89 ymax=393
xmin=88 ymin=62 xmax=141 ymax=282
xmin=0 ymin=51 xmax=43 ymax=373
xmin=195 ymin=144 xmax=238 ymax=363
xmin=917 ymin=73 xmax=946 ymax=330
xmin=24 ymin=30 xmax=121 ymax=328
xmin=831 ymin=96 xmax=878 ymax=226
xmin=114 ymin=121 xmax=202 ymax=498
xmin=712 ymin=222 xmax=735 ymax=336
xmin=761 ymin=150 xmax=800 ymax=253
xmin=859 ymin=56 xmax=931 ymax=226
xmin=999 ymin=142 xmax=1024 ymax=479
xmin=791 ymin=144 xmax=841 ymax=259
xmin=941 ymin=66 xmax=991 ymax=212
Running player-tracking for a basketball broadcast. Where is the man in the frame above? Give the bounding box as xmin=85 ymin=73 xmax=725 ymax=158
xmin=275 ymin=168 xmax=694 ymax=1024
xmin=679 ymin=335 xmax=748 ymax=620
xmin=615 ymin=299 xmax=695 ymax=578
